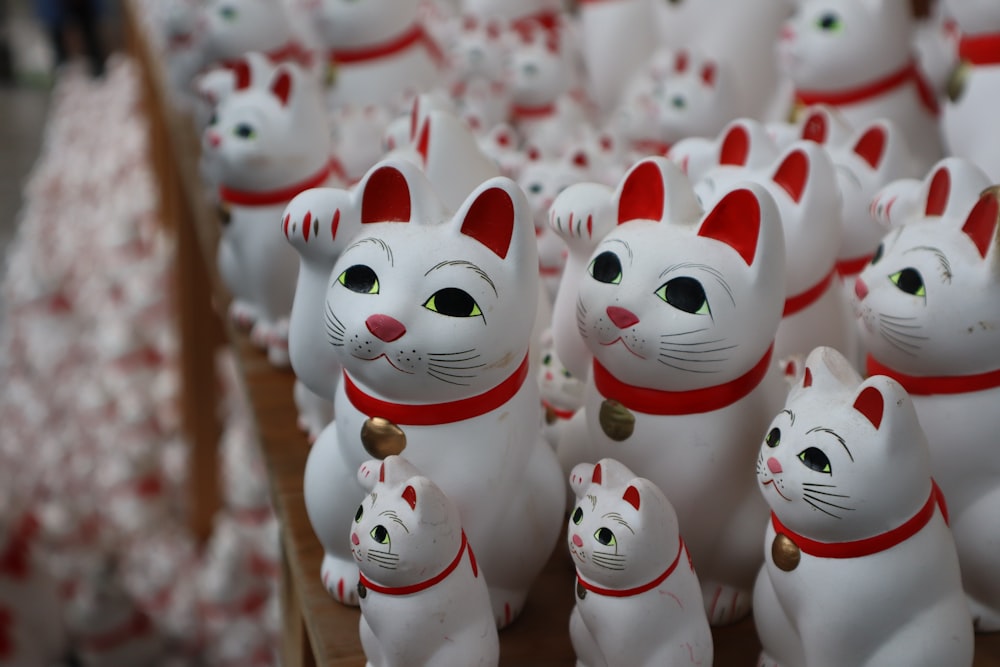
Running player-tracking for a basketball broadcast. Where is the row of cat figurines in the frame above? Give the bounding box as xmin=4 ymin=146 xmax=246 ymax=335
xmin=350 ymin=346 xmax=976 ymax=667
xmin=284 ymin=154 xmax=1000 ymax=665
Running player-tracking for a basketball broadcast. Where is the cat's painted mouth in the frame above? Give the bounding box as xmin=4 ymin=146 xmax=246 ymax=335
xmin=762 ymin=478 xmax=791 ymax=502
xmin=569 ymin=543 xmax=585 ymax=564
xmin=357 ymin=352 xmax=416 ymax=374
xmin=600 ymin=337 xmax=645 ymax=359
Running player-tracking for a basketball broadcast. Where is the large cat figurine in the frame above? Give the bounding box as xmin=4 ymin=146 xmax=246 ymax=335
xmin=568 ymin=458 xmax=713 ymax=667
xmin=778 ymin=0 xmax=943 ymax=170
xmin=204 ymin=55 xmax=333 ymax=365
xmin=353 ymin=456 xmax=499 ymax=667
xmin=854 ymin=187 xmax=1000 ymax=630
xmin=753 ymin=346 xmax=973 ymax=666
xmin=302 ymin=159 xmax=565 ymax=627
xmin=555 ymin=157 xmax=787 ymax=625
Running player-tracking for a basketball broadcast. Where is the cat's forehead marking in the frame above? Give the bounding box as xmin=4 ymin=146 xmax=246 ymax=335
xmin=903 ymin=245 xmax=952 ymax=282
xmin=378 ymin=509 xmax=410 ymax=533
xmin=587 ymin=494 xmax=597 ymax=510
xmin=345 ymin=237 xmax=394 ymax=266
xmin=601 ymin=238 xmax=634 ymax=262
xmin=805 ymin=426 xmax=853 ymax=462
xmin=781 ymin=409 xmax=795 ymax=425
xmin=602 ymin=512 xmax=635 ymax=534
xmin=424 ymin=260 xmax=497 ymax=297
xmin=659 ymin=262 xmax=736 ymax=307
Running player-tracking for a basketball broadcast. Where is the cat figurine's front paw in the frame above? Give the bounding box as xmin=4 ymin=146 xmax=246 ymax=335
xmin=487 ymin=588 xmax=527 ymax=630
xmin=703 ymin=582 xmax=752 ymax=626
xmin=229 ymin=300 xmax=258 ymax=331
xmin=321 ymin=554 xmax=360 ymax=606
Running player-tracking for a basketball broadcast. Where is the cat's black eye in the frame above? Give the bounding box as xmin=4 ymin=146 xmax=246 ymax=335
xmin=765 ymin=427 xmax=780 ymax=448
xmin=233 ymin=122 xmax=256 ymax=140
xmin=655 ymin=277 xmax=709 ymax=315
xmin=671 ymin=95 xmax=686 ymax=109
xmin=208 ymin=112 xmax=218 ymax=126
xmin=354 ymin=505 xmax=363 ymax=523
xmin=594 ymin=527 xmax=616 ymax=547
xmin=528 ymin=183 xmax=543 ymax=195
xmin=572 ymin=507 xmax=583 ymax=525
xmin=798 ymin=447 xmax=832 ymax=474
xmin=816 ymin=12 xmax=841 ymax=31
xmin=220 ymin=5 xmax=238 ymax=20
xmin=423 ymin=288 xmax=482 ymax=318
xmin=338 ymin=265 xmax=379 ymax=294
xmin=870 ymin=243 xmax=884 ymax=265
xmin=889 ymin=268 xmax=925 ymax=297
xmin=589 ymin=251 xmax=622 ymax=285
xmin=542 ymin=353 xmax=552 ymax=366
xmin=370 ymin=525 xmax=389 ymax=544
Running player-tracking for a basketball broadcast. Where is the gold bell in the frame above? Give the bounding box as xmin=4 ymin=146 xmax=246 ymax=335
xmin=576 ymin=580 xmax=587 ymax=601
xmin=771 ymin=533 xmax=801 ymax=572
xmin=599 ymin=399 xmax=635 ymax=442
xmin=357 ymin=581 xmax=367 ymax=599
xmin=544 ymin=406 xmax=558 ymax=425
xmin=361 ymin=417 xmax=407 ymax=459
xmin=947 ymin=61 xmax=970 ymax=103
xmin=217 ymin=202 xmax=232 ymax=226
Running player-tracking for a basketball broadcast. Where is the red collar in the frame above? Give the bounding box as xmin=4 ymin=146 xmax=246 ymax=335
xmin=835 ymin=253 xmax=873 ymax=278
xmin=783 ymin=267 xmax=835 ymax=317
xmin=631 ymin=140 xmax=672 ymax=157
xmin=222 ymin=40 xmax=314 ymax=69
xmin=330 ymin=24 xmax=444 ymax=66
xmin=513 ymin=9 xmax=560 ymax=35
xmin=81 ymin=610 xmax=153 ymax=653
xmin=796 ymin=59 xmax=939 ymax=115
xmin=959 ymin=32 xmax=1000 ymax=66
xmin=359 ymin=531 xmax=477 ymax=596
xmin=771 ymin=481 xmax=946 ymax=559
xmin=344 ymin=354 xmax=529 ymax=426
xmin=542 ymin=400 xmax=577 ymax=420
xmin=577 ymin=540 xmax=686 ymax=597
xmin=593 ymin=345 xmax=773 ymax=415
xmin=219 ymin=161 xmax=332 ymax=208
xmin=511 ymin=103 xmax=557 ymax=120
xmin=867 ymin=355 xmax=1000 ymax=395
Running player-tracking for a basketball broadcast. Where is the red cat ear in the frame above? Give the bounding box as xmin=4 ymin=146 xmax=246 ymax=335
xmin=591 ymin=463 xmax=603 ymax=485
xmin=416 ymin=118 xmax=431 ymax=166
xmin=617 ymin=160 xmax=664 ymax=225
xmin=233 ymin=59 xmax=252 ymax=90
xmin=719 ymin=125 xmax=749 ymax=166
xmin=362 ymin=166 xmax=412 ymax=224
xmin=571 ymin=151 xmax=589 ymax=169
xmin=271 ymin=68 xmax=292 ymax=106
xmin=675 ymin=49 xmax=688 ymax=73
xmin=378 ymin=463 xmax=385 ymax=483
xmin=801 ymin=111 xmax=827 ymax=144
xmin=701 ymin=62 xmax=716 ymax=87
xmin=802 ymin=367 xmax=813 ymax=388
xmin=698 ymin=188 xmax=761 ymax=265
xmin=623 ymin=486 xmax=641 ymax=510
xmin=853 ymin=386 xmax=884 ymax=430
xmin=962 ymin=189 xmax=1000 ymax=259
xmin=925 ymin=167 xmax=950 ymax=217
xmin=460 ymin=187 xmax=515 ymax=258
xmin=853 ymin=125 xmax=887 ymax=169
xmin=402 ymin=485 xmax=417 ymax=510
xmin=772 ymin=149 xmax=809 ymax=203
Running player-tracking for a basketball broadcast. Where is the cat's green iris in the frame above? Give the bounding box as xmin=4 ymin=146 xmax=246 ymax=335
xmin=656 ymin=277 xmax=709 ymax=315
xmin=370 ymin=525 xmax=389 ymax=545
xmin=572 ymin=507 xmax=583 ymax=525
xmin=594 ymin=527 xmax=616 ymax=547
xmin=798 ymin=447 xmax=832 ymax=474
xmin=233 ymin=122 xmax=256 ymax=140
xmin=219 ymin=5 xmax=237 ymax=20
xmin=671 ymin=95 xmax=686 ymax=109
xmin=589 ymin=251 xmax=622 ymax=285
xmin=355 ymin=505 xmax=363 ymax=523
xmin=338 ymin=265 xmax=379 ymax=294
xmin=423 ymin=288 xmax=482 ymax=318
xmin=889 ymin=268 xmax=925 ymax=297
xmin=765 ymin=427 xmax=780 ymax=448
xmin=528 ymin=183 xmax=543 ymax=195
xmin=816 ymin=12 xmax=842 ymax=31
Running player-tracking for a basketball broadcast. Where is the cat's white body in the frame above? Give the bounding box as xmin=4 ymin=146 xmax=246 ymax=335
xmin=353 ymin=457 xmax=498 ymax=667
xmin=941 ymin=0 xmax=1000 ymax=182
xmin=302 ymin=161 xmax=564 ymax=627
xmin=555 ymin=158 xmax=787 ymax=625
xmin=203 ymin=56 xmax=333 ymax=365
xmin=567 ymin=459 xmax=712 ymax=667
xmin=779 ymin=0 xmax=943 ymax=170
xmin=577 ymin=0 xmax=656 ymax=115
xmin=200 ymin=0 xmax=313 ymax=71
xmin=753 ymin=347 xmax=973 ymax=667
xmin=310 ymin=0 xmax=443 ymax=110
xmin=854 ymin=186 xmax=1000 ymax=631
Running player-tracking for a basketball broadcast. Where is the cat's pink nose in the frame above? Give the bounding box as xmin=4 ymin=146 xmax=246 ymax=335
xmin=366 ymin=314 xmax=406 ymax=342
xmin=572 ymin=534 xmax=583 ymax=548
xmin=767 ymin=457 xmax=783 ymax=474
xmin=780 ymin=25 xmax=795 ymax=41
xmin=606 ymin=306 xmax=639 ymax=330
xmin=351 ymin=533 xmax=360 ymax=545
xmin=206 ymin=131 xmax=221 ymax=148
xmin=854 ymin=278 xmax=869 ymax=301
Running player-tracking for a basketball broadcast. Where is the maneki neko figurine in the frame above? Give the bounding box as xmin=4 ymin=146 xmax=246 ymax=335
xmin=300 ymin=159 xmax=564 ymax=627
xmin=200 ymin=0 xmax=314 ymax=72
xmin=854 ymin=186 xmax=1000 ymax=631
xmin=553 ymin=157 xmax=787 ymax=625
xmin=567 ymin=459 xmax=713 ymax=666
xmin=754 ymin=346 xmax=973 ymax=666
xmin=353 ymin=456 xmax=498 ymax=667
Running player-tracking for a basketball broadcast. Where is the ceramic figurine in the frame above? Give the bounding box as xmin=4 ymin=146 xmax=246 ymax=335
xmin=869 ymin=157 xmax=991 ymax=230
xmin=461 ymin=0 xmax=563 ymax=39
xmin=200 ymin=0 xmax=314 ymax=71
xmin=301 ymin=159 xmax=565 ymax=627
xmin=537 ymin=329 xmax=584 ymax=450
xmin=476 ymin=122 xmax=526 ymax=180
xmin=577 ymin=0 xmax=655 ymax=115
xmin=158 ymin=0 xmax=206 ymax=112
xmin=555 ymin=157 xmax=787 ymax=625
xmin=309 ymin=0 xmax=444 ymax=110
xmin=446 ymin=16 xmax=514 ymax=131
xmin=328 ymin=104 xmax=394 ymax=186
xmin=568 ymin=459 xmax=712 ymax=667
xmin=753 ymin=346 xmax=973 ymax=667
xmin=353 ymin=456 xmax=499 ymax=667
xmin=854 ymin=186 xmax=1000 ymax=631
xmin=941 ymin=0 xmax=1000 ymax=182
xmin=778 ymin=0 xmax=943 ymax=170
xmin=203 ymin=55 xmax=333 ymax=365
xmin=667 ymin=117 xmax=780 ymax=187
xmin=766 ymin=103 xmax=854 ymax=151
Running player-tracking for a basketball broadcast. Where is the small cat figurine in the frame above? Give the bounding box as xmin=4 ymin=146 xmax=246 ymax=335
xmin=555 ymin=156 xmax=788 ymax=625
xmin=301 ymin=159 xmax=565 ymax=627
xmin=567 ymin=458 xmax=713 ymax=667
xmin=200 ymin=0 xmax=314 ymax=71
xmin=854 ymin=186 xmax=1000 ymax=630
xmin=667 ymin=118 xmax=780 ymax=187
xmin=537 ymin=329 xmax=584 ymax=449
xmin=753 ymin=346 xmax=973 ymax=667
xmin=353 ymin=456 xmax=499 ymax=667
xmin=869 ymin=156 xmax=991 ymax=230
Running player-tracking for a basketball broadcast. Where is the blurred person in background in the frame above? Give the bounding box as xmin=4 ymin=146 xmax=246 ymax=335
xmin=33 ymin=0 xmax=106 ymax=77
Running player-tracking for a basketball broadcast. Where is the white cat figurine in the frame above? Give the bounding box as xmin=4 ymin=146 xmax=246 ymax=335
xmin=754 ymin=346 xmax=973 ymax=666
xmin=200 ymin=0 xmax=314 ymax=71
xmin=353 ymin=456 xmax=499 ymax=667
xmin=555 ymin=157 xmax=787 ymax=625
xmin=870 ymin=158 xmax=992 ymax=232
xmin=568 ymin=458 xmax=713 ymax=667
xmin=537 ymin=329 xmax=584 ymax=450
xmin=301 ymin=159 xmax=565 ymax=627
xmin=854 ymin=186 xmax=1000 ymax=631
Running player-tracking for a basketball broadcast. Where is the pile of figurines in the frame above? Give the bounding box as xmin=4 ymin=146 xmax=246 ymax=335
xmin=0 ymin=58 xmax=280 ymax=665
xmin=70 ymin=0 xmax=1000 ymax=664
